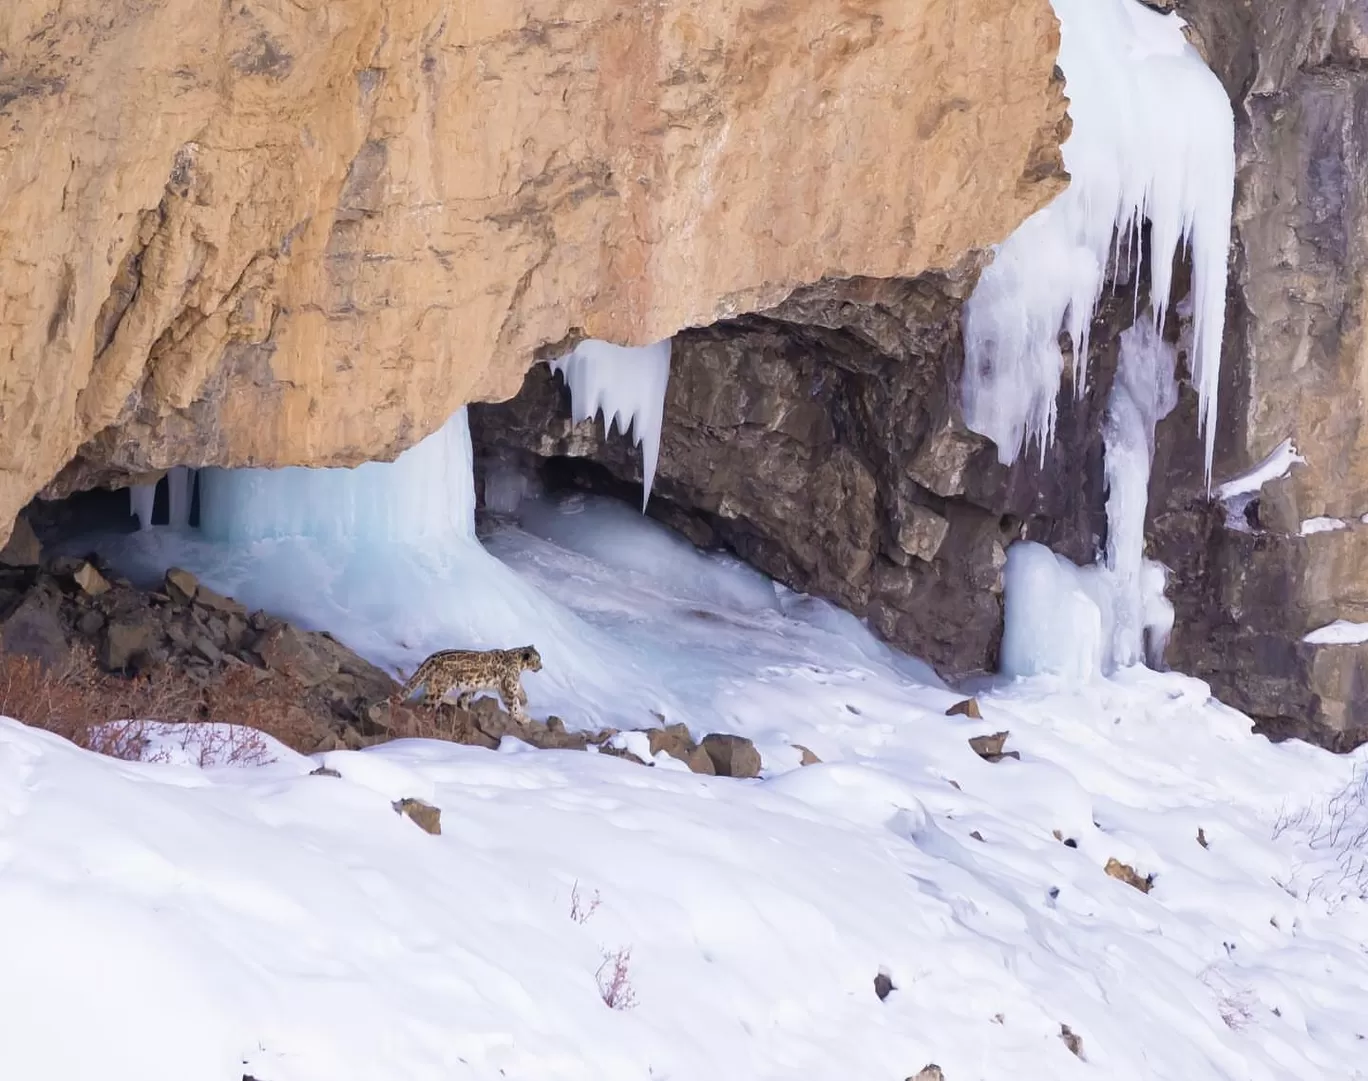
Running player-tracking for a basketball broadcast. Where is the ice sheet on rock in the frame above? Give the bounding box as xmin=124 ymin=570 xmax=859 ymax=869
xmin=198 ymin=409 xmax=477 ymax=546
xmin=549 ymin=339 xmax=671 ymax=511
xmin=1300 ymin=517 xmax=1347 ymax=536
xmin=1303 ymin=620 xmax=1368 ymax=646
xmin=1000 ymin=542 xmax=1110 ymax=680
xmin=962 ymin=0 xmax=1234 ymax=481
xmin=1215 ymin=438 xmax=1305 ymax=501
xmin=1214 ymin=438 xmax=1306 ymax=531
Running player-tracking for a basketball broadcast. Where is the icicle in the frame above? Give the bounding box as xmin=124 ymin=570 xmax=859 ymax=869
xmin=129 ymin=484 xmax=156 ymax=531
xmin=166 ymin=466 xmax=194 ymax=529
xmin=198 ymin=408 xmax=477 ymax=547
xmin=961 ymin=0 xmax=1234 ymax=485
xmin=549 ymin=339 xmax=672 ymax=512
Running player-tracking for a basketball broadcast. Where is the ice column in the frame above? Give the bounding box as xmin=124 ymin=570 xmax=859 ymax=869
xmin=197 ymin=408 xmax=477 ymax=547
xmin=961 ymin=0 xmax=1234 ymax=483
xmin=550 ymin=338 xmax=672 ymax=511
xmin=1103 ymin=319 xmax=1178 ymax=667
xmin=166 ymin=467 xmax=195 ymax=529
xmin=129 ymin=484 xmax=156 ymax=531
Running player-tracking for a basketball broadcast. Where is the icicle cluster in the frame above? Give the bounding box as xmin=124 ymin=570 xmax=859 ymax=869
xmin=197 ymin=409 xmax=477 ymax=546
xmin=129 ymin=466 xmax=196 ymax=531
xmin=549 ymin=339 xmax=672 ymax=511
xmin=962 ymin=0 xmax=1234 ymax=484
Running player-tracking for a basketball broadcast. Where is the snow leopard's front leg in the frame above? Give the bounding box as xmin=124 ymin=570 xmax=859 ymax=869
xmin=499 ymin=674 xmax=529 ymax=722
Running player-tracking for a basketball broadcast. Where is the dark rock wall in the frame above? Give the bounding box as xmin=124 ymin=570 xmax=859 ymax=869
xmin=473 ymin=269 xmax=1157 ymax=679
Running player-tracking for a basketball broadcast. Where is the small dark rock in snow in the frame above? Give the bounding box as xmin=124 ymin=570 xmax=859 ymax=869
xmin=874 ymin=972 xmax=896 ymax=1001
xmin=945 ymin=697 xmax=982 ymax=719
xmin=968 ymin=730 xmax=1019 ymax=762
xmin=909 ymin=1066 xmax=945 ymax=1081
xmin=393 ymin=797 xmax=442 ymax=835
xmin=309 ymin=766 xmax=342 ymax=778
xmin=1060 ymin=1023 xmax=1085 ymax=1058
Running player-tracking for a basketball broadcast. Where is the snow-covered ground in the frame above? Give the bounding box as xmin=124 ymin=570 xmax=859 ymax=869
xmin=10 ymin=492 xmax=1368 ymax=1081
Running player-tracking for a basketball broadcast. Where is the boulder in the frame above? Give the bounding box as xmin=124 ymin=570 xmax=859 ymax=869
xmin=701 ymin=733 xmax=762 ymax=778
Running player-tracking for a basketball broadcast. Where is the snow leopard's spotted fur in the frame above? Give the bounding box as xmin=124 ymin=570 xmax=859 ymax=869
xmin=394 ymin=646 xmax=542 ymax=721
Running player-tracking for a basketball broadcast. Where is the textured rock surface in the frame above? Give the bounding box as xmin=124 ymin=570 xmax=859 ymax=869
xmin=1141 ymin=0 xmax=1368 ymax=748
xmin=472 ymin=269 xmax=1151 ymax=676
xmin=0 ymin=0 xmax=1068 ymax=535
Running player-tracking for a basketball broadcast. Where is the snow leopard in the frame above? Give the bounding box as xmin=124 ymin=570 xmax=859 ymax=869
xmin=394 ymin=646 xmax=542 ymax=721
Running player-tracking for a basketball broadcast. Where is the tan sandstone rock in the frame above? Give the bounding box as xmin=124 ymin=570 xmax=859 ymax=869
xmin=0 ymin=0 xmax=1068 ymax=539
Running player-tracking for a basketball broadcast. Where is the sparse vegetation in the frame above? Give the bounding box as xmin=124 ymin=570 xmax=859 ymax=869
xmin=0 ymin=647 xmax=325 ymax=763
xmin=1274 ymin=764 xmax=1368 ymax=906
xmin=595 ymin=947 xmax=637 ymax=1010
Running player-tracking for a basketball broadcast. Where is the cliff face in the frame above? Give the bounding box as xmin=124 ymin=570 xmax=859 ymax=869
xmin=1147 ymin=0 xmax=1368 ymax=748
xmin=0 ymin=0 xmax=1067 ymax=534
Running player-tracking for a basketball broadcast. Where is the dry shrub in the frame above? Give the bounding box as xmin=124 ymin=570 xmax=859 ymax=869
xmin=596 ymin=947 xmax=638 ymax=1010
xmin=0 ymin=647 xmax=337 ymax=764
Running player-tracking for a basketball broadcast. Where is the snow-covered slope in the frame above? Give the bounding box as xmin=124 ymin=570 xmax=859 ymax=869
xmin=9 ymin=494 xmax=1368 ymax=1081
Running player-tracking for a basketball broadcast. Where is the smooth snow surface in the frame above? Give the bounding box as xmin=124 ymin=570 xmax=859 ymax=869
xmin=549 ymin=339 xmax=672 ymax=511
xmin=1301 ymin=517 xmax=1347 ymax=536
xmin=37 ymin=394 xmax=1368 ymax=1080
xmin=6 ymin=520 xmax=1368 ymax=1079
xmin=1303 ymin=620 xmax=1368 ymax=646
xmin=962 ymin=0 xmax=1234 ymax=480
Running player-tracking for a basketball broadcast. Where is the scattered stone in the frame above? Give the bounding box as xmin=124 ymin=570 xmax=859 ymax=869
xmin=195 ymin=583 xmax=247 ymax=616
xmin=946 ymin=779 xmax=961 ymax=790
xmin=968 ymin=730 xmax=1019 ymax=762
xmin=969 ymin=830 xmax=985 ymax=842
xmin=392 ymin=797 xmax=442 ymax=835
xmin=165 ymin=567 xmax=199 ymax=604
xmin=1064 ymin=837 xmax=1078 ymax=849
xmin=76 ymin=609 xmax=105 ymax=637
xmin=647 ymin=722 xmax=695 ymax=762
xmin=1104 ymin=857 xmax=1154 ymax=894
xmin=101 ymin=619 xmax=155 ymax=671
xmin=0 ymin=514 xmax=42 ymax=567
xmin=309 ymin=766 xmax=342 ymax=778
xmin=193 ymin=635 xmax=223 ymax=665
xmin=794 ymin=743 xmax=821 ymax=765
xmin=254 ymin=623 xmax=337 ymax=687
xmin=946 ymin=697 xmax=982 ymax=719
xmin=1 ymin=590 xmax=68 ymax=667
xmin=909 ymin=1066 xmax=945 ymax=1081
xmin=701 ymin=733 xmax=762 ymax=778
xmin=72 ymin=561 xmax=110 ymax=596
xmin=1059 ymin=1023 xmax=1084 ymax=1058
xmin=1197 ymin=827 xmax=1209 ymax=849
xmin=874 ymin=972 xmax=896 ymax=1001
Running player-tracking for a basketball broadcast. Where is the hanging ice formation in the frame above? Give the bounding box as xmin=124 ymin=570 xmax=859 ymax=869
xmin=549 ymin=339 xmax=672 ymax=511
xmin=129 ymin=466 xmax=197 ymax=530
xmin=962 ymin=0 xmax=1234 ymax=484
xmin=197 ymin=410 xmax=476 ymax=547
xmin=979 ymin=0 xmax=1234 ymax=681
xmin=129 ymin=484 xmax=156 ymax=531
